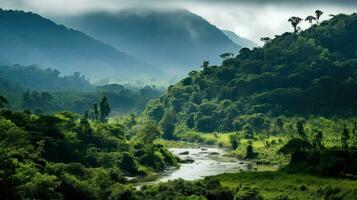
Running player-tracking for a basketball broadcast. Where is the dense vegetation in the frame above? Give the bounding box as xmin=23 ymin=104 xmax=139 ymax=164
xmin=0 ymin=108 xmax=177 ymax=199
xmin=0 ymin=64 xmax=162 ymax=115
xmin=145 ymin=13 xmax=357 ymax=133
xmin=2 ymin=9 xmax=357 ymax=200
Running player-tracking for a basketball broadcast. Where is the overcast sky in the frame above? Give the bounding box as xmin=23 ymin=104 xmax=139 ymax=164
xmin=1 ymin=0 xmax=356 ymax=44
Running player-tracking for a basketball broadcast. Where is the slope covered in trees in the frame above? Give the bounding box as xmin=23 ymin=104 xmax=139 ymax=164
xmin=0 ymin=65 xmax=94 ymax=92
xmin=0 ymin=65 xmax=162 ymax=115
xmin=0 ymin=9 xmax=157 ymax=81
xmin=145 ymin=13 xmax=357 ymax=132
xmin=59 ymin=8 xmax=241 ymax=76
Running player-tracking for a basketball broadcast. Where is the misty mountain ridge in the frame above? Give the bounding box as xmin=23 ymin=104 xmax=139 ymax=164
xmin=0 ymin=9 xmax=160 ymax=82
xmin=222 ymin=30 xmax=258 ymax=49
xmin=58 ymin=8 xmax=242 ymax=77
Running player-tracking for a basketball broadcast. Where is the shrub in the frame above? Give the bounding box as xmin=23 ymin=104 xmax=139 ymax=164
xmin=234 ymin=186 xmax=263 ymax=200
xmin=196 ymin=116 xmax=217 ymax=132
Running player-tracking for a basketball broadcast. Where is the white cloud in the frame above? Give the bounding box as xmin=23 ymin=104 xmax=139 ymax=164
xmin=1 ymin=0 xmax=356 ymax=44
xmin=184 ymin=2 xmax=356 ymax=44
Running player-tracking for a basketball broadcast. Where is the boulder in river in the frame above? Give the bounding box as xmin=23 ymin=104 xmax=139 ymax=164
xmin=201 ymin=148 xmax=207 ymax=151
xmin=180 ymin=158 xmax=195 ymax=164
xmin=208 ymin=152 xmax=220 ymax=156
xmin=179 ymin=151 xmax=189 ymax=155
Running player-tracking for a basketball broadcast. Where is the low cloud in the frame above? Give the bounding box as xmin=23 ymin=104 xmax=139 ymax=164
xmin=1 ymin=0 xmax=356 ymax=43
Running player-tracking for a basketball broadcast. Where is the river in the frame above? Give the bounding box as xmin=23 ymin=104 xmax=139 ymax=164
xmin=134 ymin=146 xmax=275 ymax=187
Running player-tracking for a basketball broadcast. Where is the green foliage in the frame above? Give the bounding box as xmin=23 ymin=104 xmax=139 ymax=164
xmin=0 ymin=110 xmax=177 ymax=199
xmin=234 ymin=186 xmax=263 ymax=200
xmin=277 ymin=138 xmax=313 ymax=155
xmin=229 ymin=134 xmax=240 ymax=150
xmin=196 ymin=116 xmax=217 ymax=132
xmin=137 ymin=178 xmax=234 ymax=200
xmin=145 ymin=13 xmax=357 ymax=132
xmin=215 ymin=171 xmax=357 ymax=200
xmin=159 ymin=109 xmax=177 ymax=140
xmin=99 ymin=96 xmax=111 ymax=122
xmin=0 ymin=64 xmax=163 ymax=115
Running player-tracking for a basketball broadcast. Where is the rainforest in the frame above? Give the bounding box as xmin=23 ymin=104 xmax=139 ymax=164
xmin=1 ymin=1 xmax=357 ymax=199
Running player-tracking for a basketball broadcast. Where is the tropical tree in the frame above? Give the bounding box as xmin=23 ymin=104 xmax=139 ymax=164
xmin=201 ymin=60 xmax=210 ymax=69
xmin=159 ymin=108 xmax=176 ymax=140
xmin=288 ymin=16 xmax=303 ymax=33
xmin=341 ymin=125 xmax=350 ymax=149
xmin=238 ymin=47 xmax=251 ymax=59
xmin=0 ymin=95 xmax=8 ymax=108
xmin=220 ymin=53 xmax=234 ymax=60
xmin=99 ymin=96 xmax=111 ymax=122
xmin=229 ymin=134 xmax=240 ymax=150
xmin=260 ymin=37 xmax=272 ymax=46
xmin=296 ymin=121 xmax=308 ymax=140
xmin=305 ymin=15 xmax=316 ymax=25
xmin=315 ymin=10 xmax=324 ymax=25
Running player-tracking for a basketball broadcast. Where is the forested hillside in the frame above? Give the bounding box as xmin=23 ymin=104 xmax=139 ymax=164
xmin=145 ymin=13 xmax=357 ymax=132
xmin=0 ymin=65 xmax=162 ymax=115
xmin=59 ymin=8 xmax=241 ymax=76
xmin=0 ymin=9 xmax=156 ymax=81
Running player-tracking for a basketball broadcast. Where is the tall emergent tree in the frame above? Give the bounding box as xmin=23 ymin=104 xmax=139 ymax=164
xmin=305 ymin=15 xmax=316 ymax=25
xmin=315 ymin=10 xmax=324 ymax=25
xmin=201 ymin=60 xmax=210 ymax=69
xmin=288 ymin=16 xmax=303 ymax=33
xmin=260 ymin=37 xmax=272 ymax=46
xmin=99 ymin=96 xmax=111 ymax=122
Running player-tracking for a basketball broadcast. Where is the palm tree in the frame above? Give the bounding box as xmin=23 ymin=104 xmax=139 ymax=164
xmin=288 ymin=16 xmax=303 ymax=33
xmin=260 ymin=37 xmax=272 ymax=46
xmin=0 ymin=95 xmax=8 ymax=108
xmin=305 ymin=15 xmax=316 ymax=26
xmin=201 ymin=60 xmax=209 ymax=69
xmin=315 ymin=10 xmax=324 ymax=25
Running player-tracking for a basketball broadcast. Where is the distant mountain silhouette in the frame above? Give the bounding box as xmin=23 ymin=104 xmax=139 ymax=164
xmin=59 ymin=8 xmax=242 ymax=77
xmin=0 ymin=9 xmax=158 ymax=82
xmin=222 ymin=30 xmax=257 ymax=49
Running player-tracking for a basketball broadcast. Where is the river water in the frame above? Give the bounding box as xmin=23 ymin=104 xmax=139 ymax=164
xmin=135 ymin=147 xmax=269 ymax=186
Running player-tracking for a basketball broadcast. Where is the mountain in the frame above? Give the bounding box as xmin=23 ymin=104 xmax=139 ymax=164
xmin=144 ymin=13 xmax=357 ymax=132
xmin=0 ymin=9 xmax=158 ymax=81
xmin=58 ymin=8 xmax=242 ymax=77
xmin=222 ymin=30 xmax=258 ymax=49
